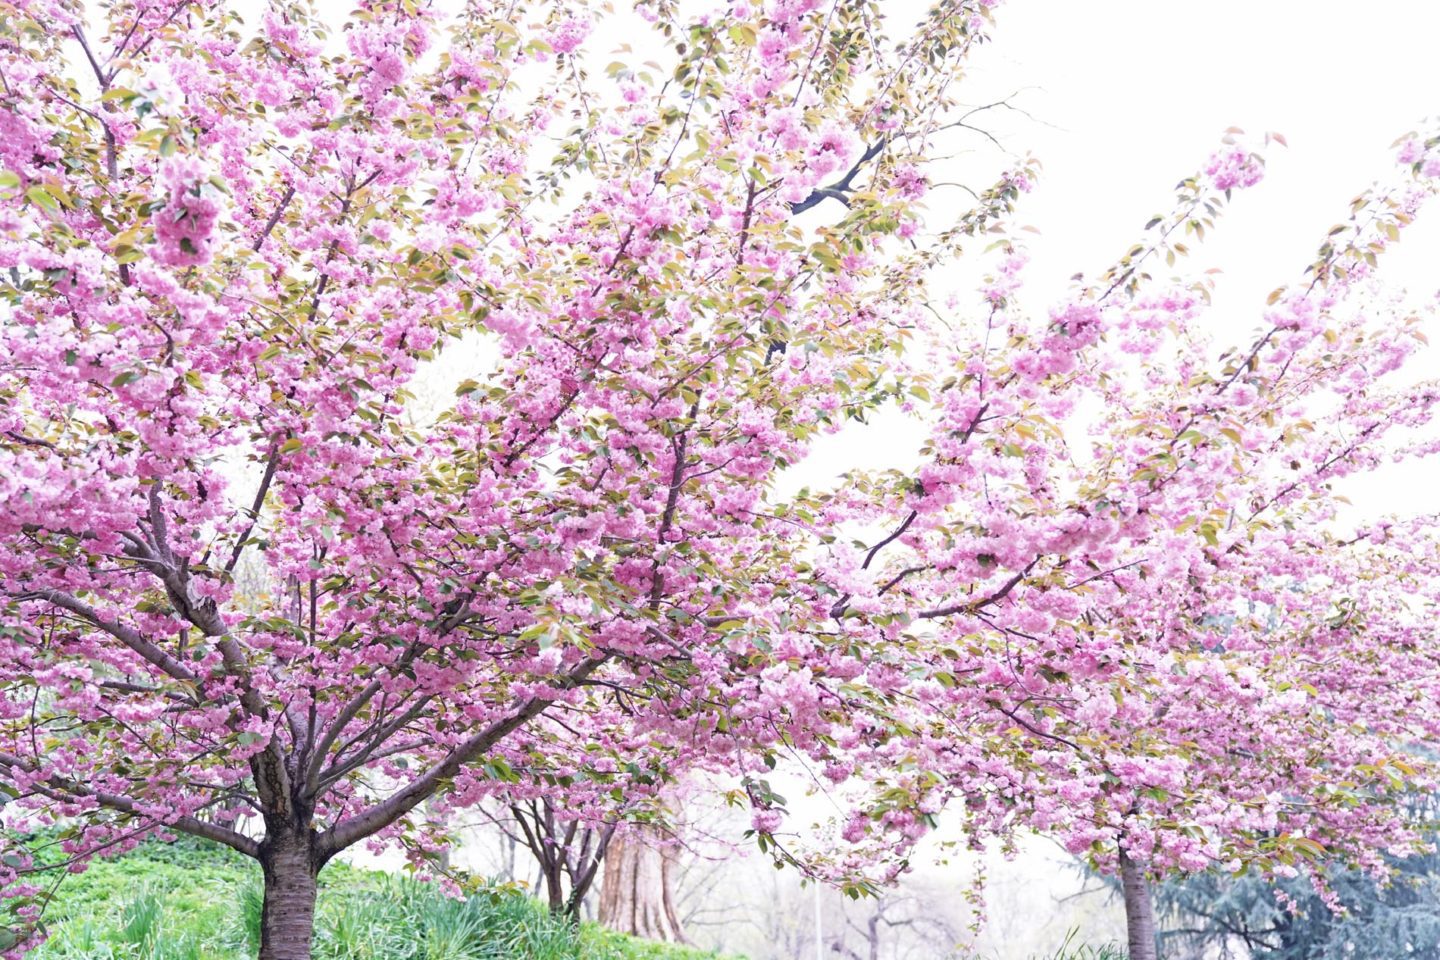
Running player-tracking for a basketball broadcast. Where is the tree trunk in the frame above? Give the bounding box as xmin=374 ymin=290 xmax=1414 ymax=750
xmin=1119 ymin=850 xmax=1158 ymax=960
xmin=545 ymin=856 xmax=565 ymax=916
xmin=598 ymin=828 xmax=686 ymax=942
xmin=258 ymin=829 xmax=320 ymax=960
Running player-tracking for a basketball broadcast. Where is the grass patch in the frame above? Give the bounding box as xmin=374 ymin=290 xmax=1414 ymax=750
xmin=25 ymin=837 xmax=729 ymax=960
xmin=1029 ymin=929 xmax=1128 ymax=960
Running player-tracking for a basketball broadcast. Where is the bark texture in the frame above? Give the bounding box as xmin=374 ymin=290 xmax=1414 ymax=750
xmin=597 ymin=828 xmax=687 ymax=942
xmin=508 ymin=800 xmax=615 ymax=920
xmin=1120 ymin=850 xmax=1159 ymax=960
xmin=258 ymin=829 xmax=320 ymax=960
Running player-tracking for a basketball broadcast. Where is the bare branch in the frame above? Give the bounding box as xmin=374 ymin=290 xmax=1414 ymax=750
xmin=917 ymin=559 xmax=1038 ymax=619
xmin=789 ymin=138 xmax=888 ymax=215
xmin=225 ymin=438 xmax=282 ymax=574
xmin=318 ymin=656 xmax=606 ymax=859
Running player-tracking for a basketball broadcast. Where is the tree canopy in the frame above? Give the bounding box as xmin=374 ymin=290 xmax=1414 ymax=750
xmin=1 ymin=1 xmax=1438 ymax=957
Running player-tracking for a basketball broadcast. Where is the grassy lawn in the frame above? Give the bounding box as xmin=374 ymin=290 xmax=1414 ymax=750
xmin=23 ymin=836 xmax=730 ymax=960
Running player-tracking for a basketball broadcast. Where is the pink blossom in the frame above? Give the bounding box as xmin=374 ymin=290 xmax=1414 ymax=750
xmin=1205 ymin=146 xmax=1265 ymax=191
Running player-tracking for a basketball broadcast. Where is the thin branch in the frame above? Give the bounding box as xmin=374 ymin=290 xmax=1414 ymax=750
xmin=917 ymin=559 xmax=1038 ymax=619
xmin=0 ymin=753 xmax=258 ymax=858
xmin=225 ymin=438 xmax=281 ymax=574
xmin=252 ymin=185 xmax=296 ymax=252
xmin=830 ymin=511 xmax=918 ymax=618
xmin=14 ymin=589 xmax=198 ymax=683
xmin=318 ymin=656 xmax=606 ymax=859
xmin=789 ymin=138 xmax=888 ymax=215
xmin=69 ymin=26 xmax=109 ymax=92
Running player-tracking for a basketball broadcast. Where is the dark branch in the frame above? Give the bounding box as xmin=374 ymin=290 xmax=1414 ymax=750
xmin=14 ymin=589 xmax=199 ymax=683
xmin=789 ymin=138 xmax=888 ymax=215
xmin=0 ymin=752 xmax=258 ymax=858
xmin=917 ymin=559 xmax=1038 ymax=619
xmin=317 ymin=656 xmax=606 ymax=859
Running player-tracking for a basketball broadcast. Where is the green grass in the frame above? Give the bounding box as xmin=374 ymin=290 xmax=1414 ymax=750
xmin=1028 ymin=929 xmax=1128 ymax=960
xmin=21 ymin=837 xmax=1120 ymax=960
xmin=24 ymin=837 xmax=729 ymax=960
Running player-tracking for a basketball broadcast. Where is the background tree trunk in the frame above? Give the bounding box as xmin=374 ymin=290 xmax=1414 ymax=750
xmin=1120 ymin=850 xmax=1159 ymax=960
xmin=258 ymin=830 xmax=320 ymax=960
xmin=598 ymin=828 xmax=687 ymax=942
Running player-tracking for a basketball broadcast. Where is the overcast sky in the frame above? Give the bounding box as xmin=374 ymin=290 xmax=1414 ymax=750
xmin=966 ymin=0 xmax=1440 ymax=305
xmin=791 ymin=0 xmax=1440 ymax=530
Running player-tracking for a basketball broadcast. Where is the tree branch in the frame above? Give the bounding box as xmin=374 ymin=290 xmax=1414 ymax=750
xmin=225 ymin=437 xmax=281 ymax=574
xmin=252 ymin=185 xmax=296 ymax=252
xmin=0 ymin=752 xmax=259 ymax=858
xmin=917 ymin=558 xmax=1038 ymax=619
xmin=317 ymin=656 xmax=605 ymax=859
xmin=14 ymin=589 xmax=199 ymax=684
xmin=830 ymin=510 xmax=918 ymax=618
xmin=790 ymin=138 xmax=888 ymax=215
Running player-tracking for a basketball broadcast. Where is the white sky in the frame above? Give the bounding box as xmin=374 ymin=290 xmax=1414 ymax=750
xmin=793 ymin=0 xmax=1440 ymax=531
xmin=967 ymin=0 xmax=1440 ymax=310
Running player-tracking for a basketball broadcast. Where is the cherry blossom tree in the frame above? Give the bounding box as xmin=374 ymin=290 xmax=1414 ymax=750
xmin=0 ymin=0 xmax=1015 ymax=955
xmin=4 ymin=0 xmax=1440 ymax=958
xmin=771 ymin=139 xmax=1440 ymax=959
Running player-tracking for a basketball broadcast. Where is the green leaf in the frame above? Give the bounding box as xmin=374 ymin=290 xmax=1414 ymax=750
xmin=25 ymin=186 xmax=58 ymax=213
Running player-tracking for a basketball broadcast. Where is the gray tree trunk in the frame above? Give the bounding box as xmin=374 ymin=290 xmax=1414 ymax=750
xmin=597 ymin=828 xmax=687 ymax=942
xmin=1120 ymin=850 xmax=1159 ymax=960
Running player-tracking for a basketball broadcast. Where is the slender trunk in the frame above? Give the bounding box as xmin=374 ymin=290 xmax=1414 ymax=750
xmin=597 ymin=828 xmax=687 ymax=942
xmin=258 ymin=829 xmax=320 ymax=960
xmin=503 ymin=832 xmax=517 ymax=883
xmin=562 ymin=823 xmax=614 ymax=921
xmin=545 ymin=857 xmax=565 ymax=916
xmin=1119 ymin=850 xmax=1158 ymax=960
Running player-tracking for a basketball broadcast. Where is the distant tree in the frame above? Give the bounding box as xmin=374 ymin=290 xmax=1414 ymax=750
xmin=792 ymin=132 xmax=1440 ymax=960
xmin=1163 ymin=862 xmax=1440 ymax=960
xmin=484 ymin=798 xmax=615 ymax=921
xmin=1148 ymin=804 xmax=1440 ymax=960
xmin=598 ymin=823 xmax=690 ymax=943
xmin=827 ymin=887 xmax=969 ymax=960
